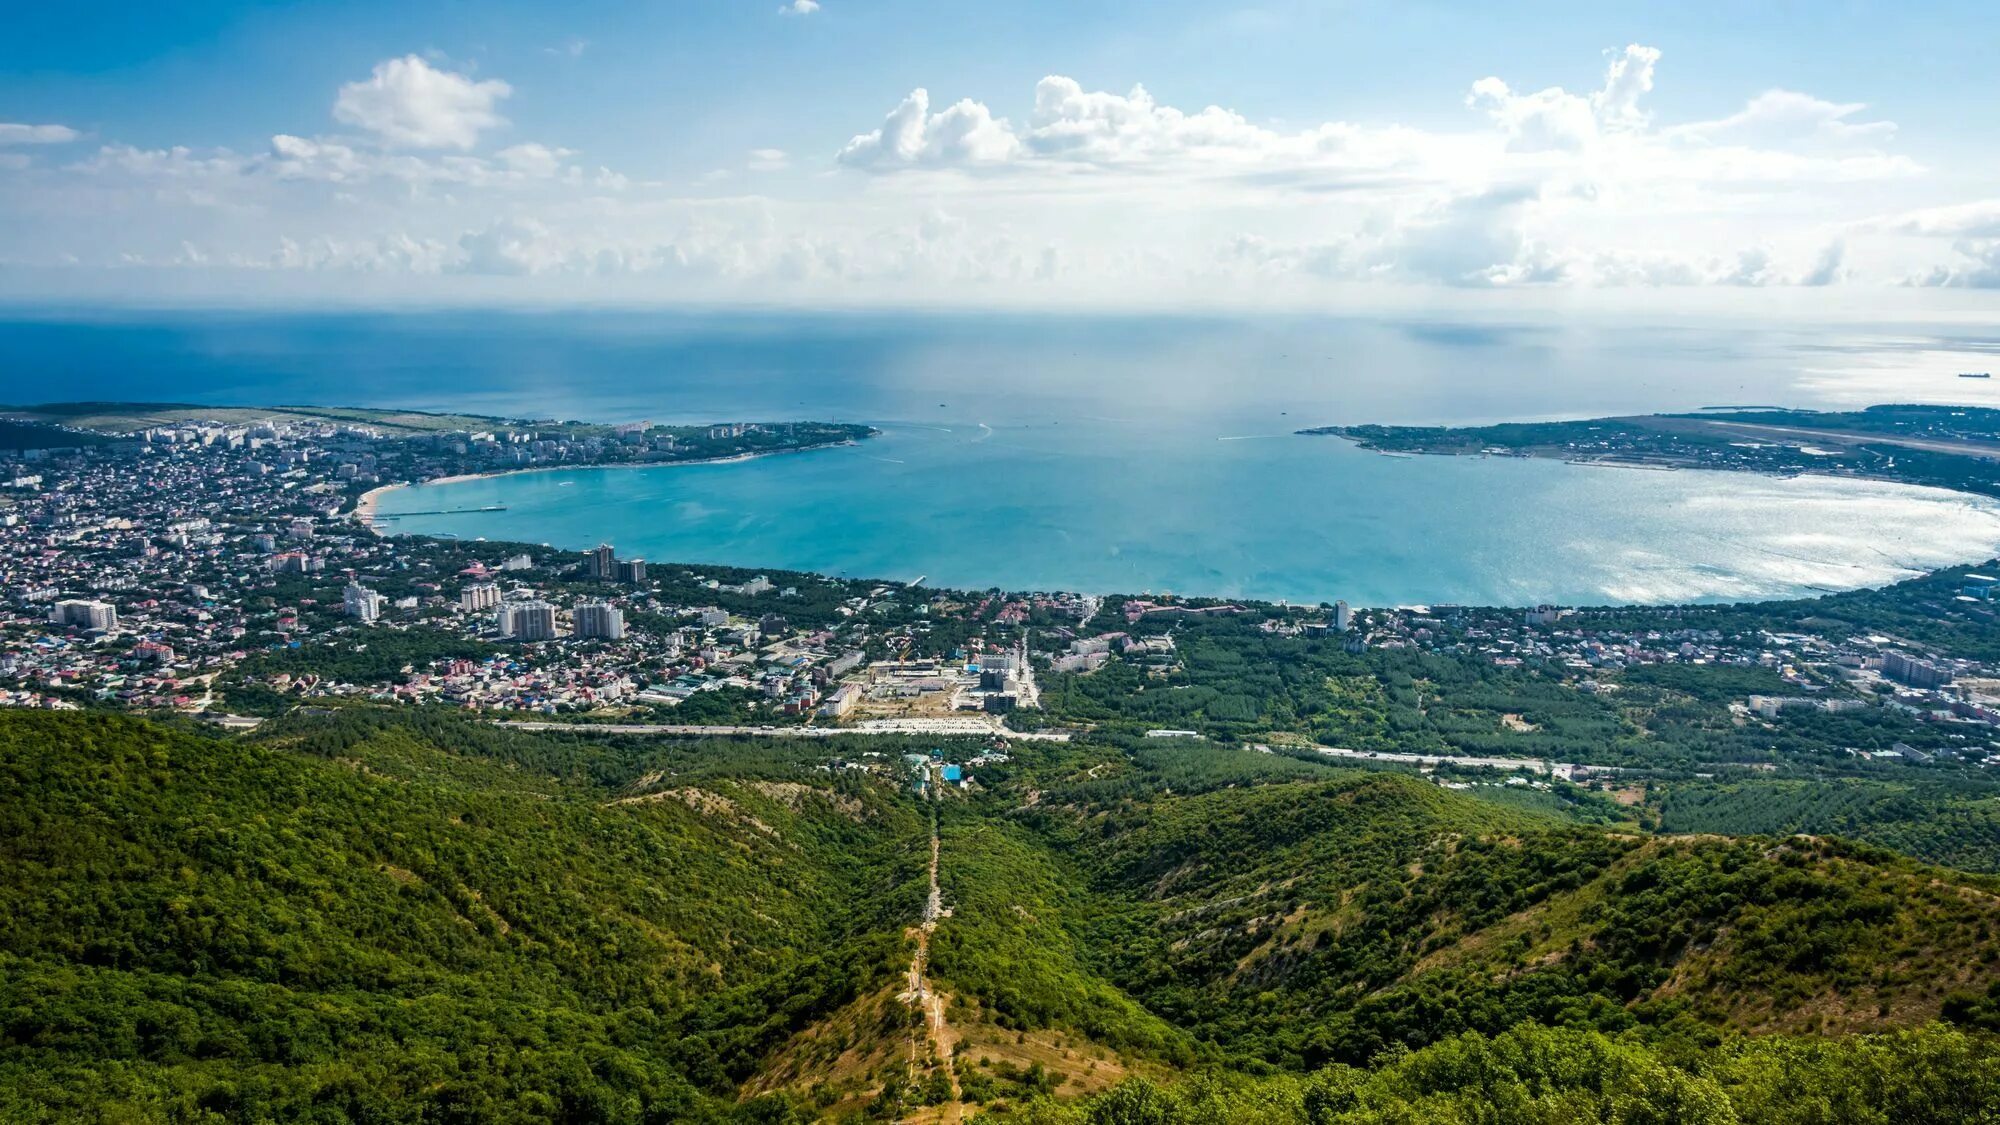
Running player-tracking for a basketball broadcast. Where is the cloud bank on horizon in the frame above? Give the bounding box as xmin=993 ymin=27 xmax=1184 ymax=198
xmin=3 ymin=11 xmax=1999 ymax=306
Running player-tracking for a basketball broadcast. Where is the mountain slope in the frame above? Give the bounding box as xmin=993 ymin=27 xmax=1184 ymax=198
xmin=0 ymin=711 xmax=922 ymax=1122
xmin=4 ymin=713 xmax=1998 ymax=1122
xmin=1002 ymin=764 xmax=2000 ymax=1070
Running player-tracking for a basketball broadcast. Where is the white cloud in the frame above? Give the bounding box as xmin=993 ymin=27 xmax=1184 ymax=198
xmin=1909 ymin=241 xmax=2000 ymax=289
xmin=1714 ymin=245 xmax=1780 ymax=287
xmin=1466 ymin=44 xmax=1657 ymax=152
xmin=1879 ymin=199 xmax=2000 ymax=239
xmin=1591 ymin=45 xmax=1661 ymax=131
xmin=5 ymin=41 xmax=1987 ymax=304
xmin=1868 ymin=200 xmax=2000 ymax=288
xmin=779 ymin=0 xmax=820 ymax=14
xmin=1376 ymin=186 xmax=1552 ymax=286
xmin=1466 ymin=77 xmax=1595 ymax=152
xmin=455 ymin=218 xmax=569 ymax=275
xmin=1459 ymin=46 xmax=1646 ymax=156
xmin=73 ymin=143 xmax=248 ymax=179
xmin=1672 ymin=90 xmax=1895 ymax=150
xmin=333 ymin=55 xmax=511 ymax=149
xmin=1801 ymin=240 xmax=1847 ymax=287
xmin=267 ymin=134 xmax=365 ymax=180
xmin=819 ymin=47 xmax=1924 ymax=291
xmin=274 ymin=232 xmax=453 ymax=273
xmin=837 ymin=88 xmax=1021 ymax=168
xmin=0 ymin=123 xmax=80 ymax=146
xmin=838 ymin=75 xmax=1435 ymax=175
xmin=1022 ymin=77 xmax=1270 ymax=162
xmin=495 ymin=143 xmax=572 ymax=177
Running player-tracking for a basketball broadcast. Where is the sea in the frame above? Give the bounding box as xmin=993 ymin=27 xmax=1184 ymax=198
xmin=7 ymin=307 xmax=2000 ymax=606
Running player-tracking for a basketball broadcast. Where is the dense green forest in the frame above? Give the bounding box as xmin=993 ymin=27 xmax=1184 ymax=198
xmin=5 ymin=710 xmax=1999 ymax=1122
xmin=1654 ymin=777 xmax=2000 ymax=875
xmin=0 ymin=710 xmax=926 ymax=1121
xmin=1008 ymin=1022 xmax=2000 ymax=1124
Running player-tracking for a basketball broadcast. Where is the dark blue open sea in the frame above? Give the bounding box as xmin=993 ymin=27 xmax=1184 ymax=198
xmin=7 ymin=307 xmax=2000 ymax=604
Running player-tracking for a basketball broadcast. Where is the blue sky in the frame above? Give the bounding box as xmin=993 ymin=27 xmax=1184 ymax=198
xmin=4 ymin=0 xmax=1999 ymax=305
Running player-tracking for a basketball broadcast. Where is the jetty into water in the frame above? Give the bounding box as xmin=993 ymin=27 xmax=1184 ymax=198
xmin=368 ymin=505 xmax=509 ymax=519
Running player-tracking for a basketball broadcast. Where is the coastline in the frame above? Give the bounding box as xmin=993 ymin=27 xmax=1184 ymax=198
xmin=351 ymin=438 xmax=860 ymax=532
xmin=347 ymin=420 xmax=2000 ymax=608
xmin=1324 ymin=431 xmax=1992 ymax=497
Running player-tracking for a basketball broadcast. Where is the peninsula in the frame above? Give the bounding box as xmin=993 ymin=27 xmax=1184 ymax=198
xmin=1302 ymin=403 xmax=2000 ymax=500
xmin=0 ymin=400 xmax=876 ymax=527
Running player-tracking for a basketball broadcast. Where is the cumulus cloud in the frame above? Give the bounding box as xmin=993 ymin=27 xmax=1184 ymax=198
xmin=1466 ymin=77 xmax=1595 ymax=152
xmin=72 ymin=143 xmax=247 ymax=179
xmin=1468 ymin=44 xmax=1659 ymax=152
xmin=267 ymin=134 xmax=364 ymax=180
xmin=1215 ymin=186 xmax=1563 ymax=288
xmin=0 ymin=123 xmax=81 ymax=146
xmin=272 ymin=232 xmax=452 ymax=273
xmin=494 ymin=143 xmax=571 ymax=177
xmin=455 ymin=218 xmax=569 ymax=275
xmin=1714 ymin=246 xmax=1781 ymax=287
xmin=837 ymin=88 xmax=1021 ymax=167
xmin=839 ymin=75 xmax=1424 ymax=174
xmin=1672 ymin=90 xmax=1895 ymax=150
xmin=1022 ymin=77 xmax=1269 ymax=162
xmin=333 ymin=56 xmax=511 ymax=149
xmin=1801 ymin=240 xmax=1847 ymax=287
xmin=1908 ymin=241 xmax=2000 ymax=288
xmin=1878 ymin=199 xmax=2000 ymax=239
xmin=4 ymin=39 xmax=1980 ymax=302
xmin=1591 ymin=45 xmax=1662 ymax=131
xmin=779 ymin=0 xmax=820 ymax=13
xmin=1378 ymin=186 xmax=1555 ymax=286
xmin=840 ymin=43 xmax=1900 ymax=190
xmin=836 ymin=46 xmax=1912 ymax=199
xmin=814 ymin=45 xmax=1938 ymax=293
xmin=1867 ymin=200 xmax=2000 ymax=288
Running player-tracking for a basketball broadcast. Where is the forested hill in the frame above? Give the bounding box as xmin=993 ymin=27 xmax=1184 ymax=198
xmin=0 ymin=710 xmax=926 ymax=1121
xmin=4 ymin=710 xmax=2000 ymax=1122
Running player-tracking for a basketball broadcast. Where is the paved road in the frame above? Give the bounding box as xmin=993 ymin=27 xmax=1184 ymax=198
xmin=495 ymin=718 xmax=1070 ymax=740
xmin=1315 ymin=745 xmax=1555 ymax=774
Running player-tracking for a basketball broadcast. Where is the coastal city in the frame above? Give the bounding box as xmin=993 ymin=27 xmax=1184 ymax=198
xmin=0 ymin=407 xmax=1064 ymax=734
xmin=18 ymin=9 xmax=2000 ymax=1120
xmin=5 ymin=403 xmax=1999 ymax=781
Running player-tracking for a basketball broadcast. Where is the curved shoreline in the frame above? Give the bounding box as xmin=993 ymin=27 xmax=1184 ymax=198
xmin=353 ymin=433 xmax=2000 ymax=608
xmin=351 ymin=438 xmax=860 ymax=533
xmin=1352 ymin=436 xmax=1945 ymax=493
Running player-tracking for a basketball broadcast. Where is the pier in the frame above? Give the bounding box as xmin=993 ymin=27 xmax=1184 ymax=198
xmin=369 ymin=505 xmax=509 ymax=519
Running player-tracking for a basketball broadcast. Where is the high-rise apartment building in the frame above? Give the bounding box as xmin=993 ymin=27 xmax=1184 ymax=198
xmin=573 ymin=601 xmax=626 ymax=641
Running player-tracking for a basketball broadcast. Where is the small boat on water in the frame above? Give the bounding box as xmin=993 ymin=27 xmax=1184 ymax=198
xmin=1960 ymin=372 xmax=1992 ymax=379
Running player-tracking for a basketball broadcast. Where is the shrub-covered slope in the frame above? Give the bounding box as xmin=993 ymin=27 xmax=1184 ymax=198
xmin=0 ymin=711 xmax=921 ymax=1121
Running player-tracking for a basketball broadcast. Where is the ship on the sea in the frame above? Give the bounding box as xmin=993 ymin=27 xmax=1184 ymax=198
xmin=1960 ymin=371 xmax=1992 ymax=379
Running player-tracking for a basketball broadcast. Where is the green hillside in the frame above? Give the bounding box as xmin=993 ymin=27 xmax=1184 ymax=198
xmin=0 ymin=711 xmax=924 ymax=1122
xmin=3 ymin=711 xmax=1999 ymax=1122
xmin=989 ymin=758 xmax=2000 ymax=1069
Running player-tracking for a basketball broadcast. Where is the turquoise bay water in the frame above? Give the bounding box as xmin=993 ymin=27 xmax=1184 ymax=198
xmin=8 ymin=308 xmax=2000 ymax=605
xmin=376 ymin=422 xmax=2000 ymax=606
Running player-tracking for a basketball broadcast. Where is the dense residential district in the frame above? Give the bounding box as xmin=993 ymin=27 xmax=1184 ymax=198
xmin=7 ymin=403 xmax=2000 ymax=786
